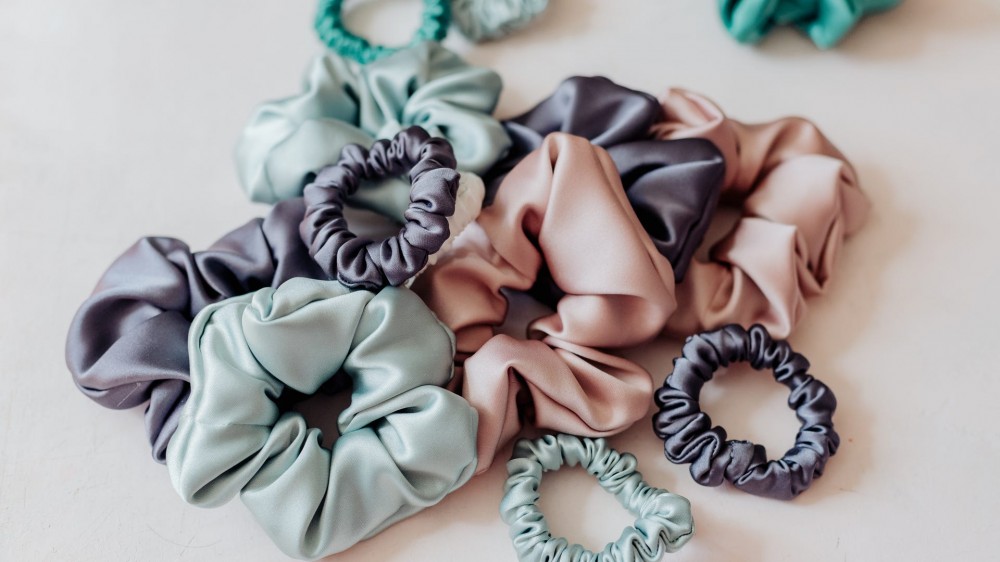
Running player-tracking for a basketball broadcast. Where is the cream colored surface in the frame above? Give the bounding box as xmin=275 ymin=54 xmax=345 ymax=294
xmin=1 ymin=0 xmax=998 ymax=560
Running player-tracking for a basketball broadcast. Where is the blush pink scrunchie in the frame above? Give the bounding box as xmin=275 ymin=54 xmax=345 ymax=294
xmin=650 ymin=89 xmax=870 ymax=338
xmin=412 ymin=133 xmax=677 ymax=473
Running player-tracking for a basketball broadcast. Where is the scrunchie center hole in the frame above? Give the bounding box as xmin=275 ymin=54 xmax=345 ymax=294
xmin=343 ymin=0 xmax=426 ymax=48
xmin=282 ymin=373 xmax=354 ymax=449
xmin=535 ymin=465 xmax=637 ymax=552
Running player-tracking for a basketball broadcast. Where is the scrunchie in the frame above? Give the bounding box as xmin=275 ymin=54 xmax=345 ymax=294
xmin=487 ymin=76 xmax=725 ymax=282
xmin=412 ymin=133 xmax=677 ymax=472
xmin=167 ymin=278 xmax=478 ymax=560
xmin=315 ymin=0 xmax=450 ymax=64
xmin=651 ymin=88 xmax=870 ymax=338
xmin=300 ymin=127 xmax=461 ymax=290
xmin=452 ymin=0 xmax=549 ymax=42
xmin=501 ymin=435 xmax=694 ymax=562
xmin=719 ymin=0 xmax=902 ymax=48
xmin=236 ymin=41 xmax=510 ymax=216
xmin=652 ymin=324 xmax=839 ymax=500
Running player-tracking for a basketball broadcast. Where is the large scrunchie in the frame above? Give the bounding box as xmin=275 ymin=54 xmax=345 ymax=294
xmin=719 ymin=0 xmax=902 ymax=48
xmin=487 ymin=76 xmax=726 ymax=282
xmin=650 ymin=88 xmax=870 ymax=338
xmin=501 ymin=435 xmax=695 ymax=562
xmin=236 ymin=41 xmax=510 ymax=217
xmin=452 ymin=0 xmax=549 ymax=42
xmin=167 ymin=278 xmax=478 ymax=560
xmin=412 ymin=133 xmax=677 ymax=473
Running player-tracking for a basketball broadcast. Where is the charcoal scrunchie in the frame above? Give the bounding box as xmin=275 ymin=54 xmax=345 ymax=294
xmin=300 ymin=127 xmax=461 ymax=291
xmin=501 ymin=435 xmax=695 ymax=562
xmin=652 ymin=324 xmax=839 ymax=500
xmin=167 ymin=278 xmax=478 ymax=560
xmin=452 ymin=0 xmax=549 ymax=42
xmin=719 ymin=0 xmax=902 ymax=48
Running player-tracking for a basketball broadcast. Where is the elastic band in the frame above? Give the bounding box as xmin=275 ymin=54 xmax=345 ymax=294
xmin=452 ymin=0 xmax=549 ymax=42
xmin=652 ymin=324 xmax=839 ymax=500
xmin=315 ymin=0 xmax=450 ymax=64
xmin=501 ymin=435 xmax=695 ymax=561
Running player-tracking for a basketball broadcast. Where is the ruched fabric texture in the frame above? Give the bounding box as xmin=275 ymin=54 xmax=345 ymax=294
xmin=719 ymin=0 xmax=902 ymax=48
xmin=501 ymin=435 xmax=694 ymax=562
xmin=413 ymin=133 xmax=677 ymax=473
xmin=65 ymin=199 xmax=325 ymax=462
xmin=452 ymin=0 xmax=549 ymax=42
xmin=652 ymin=324 xmax=839 ymax=500
xmin=236 ymin=41 xmax=510 ymax=217
xmin=314 ymin=0 xmax=450 ymax=64
xmin=489 ymin=76 xmax=726 ymax=282
xmin=301 ymin=127 xmax=460 ymax=290
xmin=651 ymin=88 xmax=870 ymax=338
xmin=167 ymin=278 xmax=478 ymax=560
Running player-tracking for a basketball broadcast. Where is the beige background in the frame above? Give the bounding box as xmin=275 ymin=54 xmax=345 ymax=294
xmin=2 ymin=0 xmax=999 ymax=560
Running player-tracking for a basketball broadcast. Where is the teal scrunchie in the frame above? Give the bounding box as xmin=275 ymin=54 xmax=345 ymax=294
xmin=452 ymin=0 xmax=549 ymax=42
xmin=235 ymin=41 xmax=510 ymax=218
xmin=315 ymin=0 xmax=450 ymax=64
xmin=501 ymin=435 xmax=695 ymax=562
xmin=719 ymin=0 xmax=902 ymax=48
xmin=167 ymin=278 xmax=478 ymax=560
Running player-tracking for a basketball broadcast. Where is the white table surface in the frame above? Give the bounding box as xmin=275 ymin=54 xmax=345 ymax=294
xmin=2 ymin=0 xmax=999 ymax=560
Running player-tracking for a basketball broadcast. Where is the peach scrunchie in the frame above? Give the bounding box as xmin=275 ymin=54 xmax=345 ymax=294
xmin=413 ymin=133 xmax=677 ymax=472
xmin=650 ymin=89 xmax=870 ymax=338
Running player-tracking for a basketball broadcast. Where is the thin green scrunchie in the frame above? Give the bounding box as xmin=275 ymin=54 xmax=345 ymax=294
xmin=719 ymin=0 xmax=902 ymax=49
xmin=501 ymin=435 xmax=695 ymax=562
xmin=315 ymin=0 xmax=451 ymax=64
xmin=451 ymin=0 xmax=549 ymax=42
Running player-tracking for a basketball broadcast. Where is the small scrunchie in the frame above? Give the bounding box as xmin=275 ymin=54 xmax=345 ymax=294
xmin=314 ymin=0 xmax=450 ymax=64
xmin=651 ymin=88 xmax=870 ymax=338
xmin=167 ymin=278 xmax=478 ymax=560
xmin=501 ymin=435 xmax=695 ymax=562
xmin=236 ymin=42 xmax=510 ymax=215
xmin=652 ymin=324 xmax=839 ymax=500
xmin=300 ymin=127 xmax=461 ymax=291
xmin=719 ymin=0 xmax=902 ymax=48
xmin=487 ymin=76 xmax=725 ymax=282
xmin=452 ymin=0 xmax=549 ymax=42
xmin=413 ymin=133 xmax=677 ymax=472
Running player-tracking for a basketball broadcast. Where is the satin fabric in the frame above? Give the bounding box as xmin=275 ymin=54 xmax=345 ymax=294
xmin=412 ymin=133 xmax=677 ymax=472
xmin=168 ymin=278 xmax=478 ymax=560
xmin=452 ymin=0 xmax=549 ymax=42
xmin=651 ymin=88 xmax=869 ymax=338
xmin=236 ymin=41 xmax=510 ymax=218
xmin=652 ymin=324 xmax=839 ymax=500
xmin=719 ymin=0 xmax=902 ymax=48
xmin=501 ymin=435 xmax=694 ymax=561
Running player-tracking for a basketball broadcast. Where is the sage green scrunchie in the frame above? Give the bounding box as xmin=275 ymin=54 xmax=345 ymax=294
xmin=167 ymin=277 xmax=478 ymax=560
xmin=719 ymin=0 xmax=902 ymax=48
xmin=451 ymin=0 xmax=549 ymax=42
xmin=315 ymin=0 xmax=450 ymax=64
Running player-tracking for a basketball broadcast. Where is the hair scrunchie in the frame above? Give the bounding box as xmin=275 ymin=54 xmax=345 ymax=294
xmin=718 ymin=0 xmax=902 ymax=48
xmin=451 ymin=0 xmax=549 ymax=42
xmin=236 ymin=42 xmax=510 ymax=215
xmin=501 ymin=435 xmax=695 ymax=561
xmin=412 ymin=133 xmax=677 ymax=473
xmin=652 ymin=324 xmax=839 ymax=500
xmin=314 ymin=0 xmax=450 ymax=64
xmin=650 ymin=88 xmax=870 ymax=338
xmin=167 ymin=277 xmax=478 ymax=560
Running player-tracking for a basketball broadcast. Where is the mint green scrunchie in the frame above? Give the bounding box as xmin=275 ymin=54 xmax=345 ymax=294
xmin=235 ymin=41 xmax=511 ymax=219
xmin=167 ymin=277 xmax=478 ymax=560
xmin=451 ymin=0 xmax=549 ymax=42
xmin=719 ymin=0 xmax=902 ymax=49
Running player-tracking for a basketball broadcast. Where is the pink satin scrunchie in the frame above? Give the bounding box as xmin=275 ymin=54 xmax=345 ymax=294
xmin=650 ymin=89 xmax=870 ymax=338
xmin=413 ymin=133 xmax=677 ymax=472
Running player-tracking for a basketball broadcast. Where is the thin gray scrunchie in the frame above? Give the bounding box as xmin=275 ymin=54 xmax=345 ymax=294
xmin=652 ymin=324 xmax=840 ymax=500
xmin=301 ymin=126 xmax=460 ymax=290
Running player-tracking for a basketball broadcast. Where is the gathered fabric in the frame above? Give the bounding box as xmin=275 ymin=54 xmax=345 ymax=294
xmin=314 ymin=0 xmax=450 ymax=64
xmin=452 ymin=0 xmax=550 ymax=42
xmin=718 ymin=0 xmax=903 ymax=48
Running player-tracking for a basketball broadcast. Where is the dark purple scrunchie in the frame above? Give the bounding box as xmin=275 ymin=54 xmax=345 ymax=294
xmin=300 ymin=126 xmax=461 ymax=291
xmin=652 ymin=324 xmax=840 ymax=500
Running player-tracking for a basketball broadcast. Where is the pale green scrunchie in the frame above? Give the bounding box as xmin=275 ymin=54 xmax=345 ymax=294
xmin=452 ymin=0 xmax=549 ymax=42
xmin=167 ymin=277 xmax=478 ymax=560
xmin=719 ymin=0 xmax=902 ymax=49
xmin=501 ymin=435 xmax=695 ymax=562
xmin=235 ymin=41 xmax=511 ymax=219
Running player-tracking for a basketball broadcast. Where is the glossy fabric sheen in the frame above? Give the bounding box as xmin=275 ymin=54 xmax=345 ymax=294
xmin=413 ymin=133 xmax=677 ymax=472
xmin=719 ymin=0 xmax=902 ymax=48
xmin=652 ymin=325 xmax=839 ymax=500
xmin=236 ymin=41 xmax=510 ymax=217
xmin=167 ymin=278 xmax=478 ymax=560
xmin=452 ymin=0 xmax=549 ymax=42
xmin=501 ymin=435 xmax=694 ymax=562
xmin=651 ymin=88 xmax=870 ymax=338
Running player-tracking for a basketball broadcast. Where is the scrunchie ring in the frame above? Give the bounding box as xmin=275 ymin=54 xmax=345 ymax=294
xmin=652 ymin=324 xmax=839 ymax=500
xmin=501 ymin=434 xmax=695 ymax=562
xmin=301 ymin=126 xmax=461 ymax=291
xmin=315 ymin=0 xmax=451 ymax=64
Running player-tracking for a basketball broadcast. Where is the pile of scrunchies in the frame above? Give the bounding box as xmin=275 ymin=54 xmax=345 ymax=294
xmin=65 ymin=2 xmax=881 ymax=560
